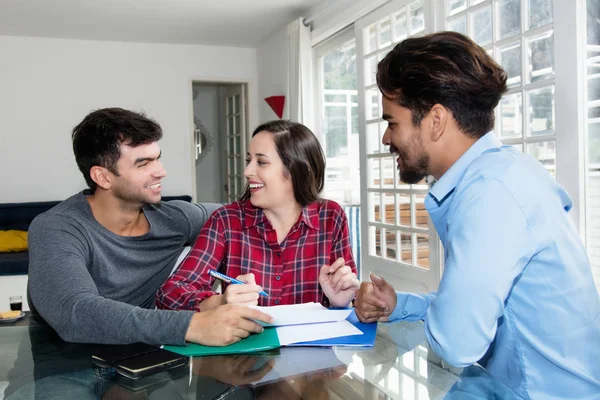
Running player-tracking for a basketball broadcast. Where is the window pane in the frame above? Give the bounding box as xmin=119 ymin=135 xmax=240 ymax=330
xmin=385 ymin=229 xmax=397 ymax=261
xmin=400 ymin=232 xmax=412 ymax=264
xmin=448 ymin=15 xmax=467 ymax=35
xmin=324 ymin=94 xmax=346 ymax=102
xmin=528 ymin=0 xmax=553 ymax=29
xmin=324 ymin=106 xmax=348 ymax=157
xmin=235 ymin=116 xmax=240 ymax=135
xmin=497 ymin=0 xmax=521 ymax=40
xmin=471 ymin=6 xmax=493 ymax=46
xmin=587 ymin=76 xmax=600 ymax=104
xmin=383 ymin=192 xmax=396 ymax=224
xmin=366 ymin=89 xmax=380 ymax=120
xmin=370 ymin=192 xmax=382 ymax=222
xmin=527 ymin=141 xmax=555 ymax=178
xmin=368 ymin=158 xmax=381 ymax=188
xmin=228 ymin=117 xmax=235 ymax=135
xmin=590 ymin=123 xmax=600 ymax=164
xmin=415 ymin=194 xmax=429 ymax=229
xmin=351 ymin=106 xmax=358 ymax=135
xmin=416 ymin=233 xmax=430 ymax=269
xmin=528 ymin=86 xmax=555 ymax=136
xmin=382 ymin=157 xmax=395 ymax=189
xmin=410 ymin=0 xmax=425 ymax=34
xmin=371 ymin=226 xmax=382 ymax=258
xmin=235 ymin=135 xmax=241 ymax=154
xmin=367 ymin=122 xmax=381 ymax=154
xmin=229 ymin=156 xmax=234 ymax=175
xmin=227 ymin=97 xmax=233 ymax=114
xmin=528 ymin=31 xmax=554 ymax=83
xmin=379 ymin=16 xmax=392 ymax=49
xmin=364 ymin=55 xmax=377 ymax=87
xmin=365 ymin=23 xmax=377 ymax=54
xmin=235 ymin=177 xmax=242 ymax=196
xmin=448 ymin=0 xmax=467 ymax=16
xmin=234 ymin=94 xmax=240 ymax=113
xmin=499 ymin=42 xmax=522 ymax=87
xmin=397 ymin=195 xmax=411 ymax=226
xmin=586 ymin=0 xmax=600 ymax=293
xmin=393 ymin=10 xmax=408 ymax=41
xmin=323 ymin=41 xmax=357 ymax=90
xmin=499 ymin=92 xmax=523 ymax=139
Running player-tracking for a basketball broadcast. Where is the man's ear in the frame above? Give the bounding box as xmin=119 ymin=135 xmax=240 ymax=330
xmin=429 ymin=104 xmax=448 ymax=142
xmin=89 ymin=166 xmax=112 ymax=190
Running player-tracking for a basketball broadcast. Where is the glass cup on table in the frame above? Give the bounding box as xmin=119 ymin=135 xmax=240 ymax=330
xmin=9 ymin=296 xmax=22 ymax=312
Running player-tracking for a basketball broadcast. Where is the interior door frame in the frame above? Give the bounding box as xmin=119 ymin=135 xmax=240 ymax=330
xmin=188 ymin=77 xmax=254 ymax=203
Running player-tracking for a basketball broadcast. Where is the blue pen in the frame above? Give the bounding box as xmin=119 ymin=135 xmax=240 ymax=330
xmin=208 ymin=269 xmax=269 ymax=297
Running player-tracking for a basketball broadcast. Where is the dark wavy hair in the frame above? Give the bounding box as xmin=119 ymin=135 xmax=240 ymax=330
xmin=72 ymin=108 xmax=163 ymax=193
xmin=377 ymin=31 xmax=507 ymax=138
xmin=240 ymin=120 xmax=325 ymax=207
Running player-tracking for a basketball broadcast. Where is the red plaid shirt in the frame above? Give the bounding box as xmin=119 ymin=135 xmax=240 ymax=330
xmin=156 ymin=199 xmax=356 ymax=310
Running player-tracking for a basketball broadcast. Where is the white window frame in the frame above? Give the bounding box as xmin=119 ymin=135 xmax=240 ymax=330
xmin=356 ymin=0 xmax=443 ymax=293
xmin=312 ymin=0 xmax=588 ymax=292
xmin=313 ymin=27 xmax=360 ymax=206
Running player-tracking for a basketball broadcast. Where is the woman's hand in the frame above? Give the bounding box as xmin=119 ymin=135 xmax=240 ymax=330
xmin=221 ymin=273 xmax=264 ymax=306
xmin=318 ymin=258 xmax=360 ymax=308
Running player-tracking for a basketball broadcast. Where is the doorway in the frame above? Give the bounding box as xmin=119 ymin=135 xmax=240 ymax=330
xmin=191 ymin=81 xmax=248 ymax=204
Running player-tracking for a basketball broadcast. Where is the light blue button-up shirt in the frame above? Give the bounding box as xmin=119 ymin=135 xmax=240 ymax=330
xmin=389 ymin=132 xmax=600 ymax=399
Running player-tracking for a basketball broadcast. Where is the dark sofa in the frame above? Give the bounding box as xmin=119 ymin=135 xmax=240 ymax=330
xmin=0 ymin=195 xmax=192 ymax=276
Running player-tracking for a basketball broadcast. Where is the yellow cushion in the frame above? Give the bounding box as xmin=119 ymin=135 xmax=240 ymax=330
xmin=0 ymin=230 xmax=28 ymax=252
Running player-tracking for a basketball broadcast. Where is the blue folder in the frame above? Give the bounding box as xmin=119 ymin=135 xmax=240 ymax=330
xmin=290 ymin=311 xmax=378 ymax=347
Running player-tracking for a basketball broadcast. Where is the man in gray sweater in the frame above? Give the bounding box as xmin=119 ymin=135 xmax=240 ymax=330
xmin=27 ymin=107 xmax=272 ymax=346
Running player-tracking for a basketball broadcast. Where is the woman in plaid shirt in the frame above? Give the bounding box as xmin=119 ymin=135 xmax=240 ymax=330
xmin=157 ymin=120 xmax=359 ymax=311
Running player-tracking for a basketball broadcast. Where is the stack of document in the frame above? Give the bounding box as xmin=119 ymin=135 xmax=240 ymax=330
xmin=164 ymin=303 xmax=377 ymax=357
xmin=249 ymin=302 xmax=362 ymax=345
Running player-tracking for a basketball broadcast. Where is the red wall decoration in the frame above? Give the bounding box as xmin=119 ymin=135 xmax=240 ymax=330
xmin=264 ymin=96 xmax=285 ymax=119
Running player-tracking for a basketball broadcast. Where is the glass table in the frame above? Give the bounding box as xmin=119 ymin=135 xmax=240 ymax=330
xmin=0 ymin=321 xmax=523 ymax=399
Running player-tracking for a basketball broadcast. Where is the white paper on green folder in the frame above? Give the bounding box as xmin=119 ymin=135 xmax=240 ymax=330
xmin=276 ymin=320 xmax=362 ymax=346
xmin=250 ymin=302 xmax=352 ymax=327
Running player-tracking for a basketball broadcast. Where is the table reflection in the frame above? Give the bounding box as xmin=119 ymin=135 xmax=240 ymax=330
xmin=0 ymin=321 xmax=523 ymax=399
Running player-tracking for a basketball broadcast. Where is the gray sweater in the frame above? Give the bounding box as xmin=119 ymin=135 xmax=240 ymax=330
xmin=28 ymin=192 xmax=220 ymax=345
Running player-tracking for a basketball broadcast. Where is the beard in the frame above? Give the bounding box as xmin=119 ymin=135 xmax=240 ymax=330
xmin=112 ymin=184 xmax=161 ymax=207
xmin=392 ymin=143 xmax=430 ymax=185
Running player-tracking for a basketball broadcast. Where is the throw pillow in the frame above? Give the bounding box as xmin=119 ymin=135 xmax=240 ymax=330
xmin=0 ymin=230 xmax=28 ymax=252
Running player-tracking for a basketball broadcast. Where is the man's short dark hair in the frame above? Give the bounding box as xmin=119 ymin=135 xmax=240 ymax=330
xmin=241 ymin=120 xmax=325 ymax=207
xmin=72 ymin=108 xmax=163 ymax=193
xmin=377 ymin=31 xmax=508 ymax=138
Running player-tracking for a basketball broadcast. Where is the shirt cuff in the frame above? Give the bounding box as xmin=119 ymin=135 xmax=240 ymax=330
xmin=389 ymin=292 xmax=436 ymax=321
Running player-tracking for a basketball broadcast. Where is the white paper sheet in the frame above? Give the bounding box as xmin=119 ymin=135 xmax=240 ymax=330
xmin=250 ymin=302 xmax=352 ymax=327
xmin=275 ymin=320 xmax=362 ymax=346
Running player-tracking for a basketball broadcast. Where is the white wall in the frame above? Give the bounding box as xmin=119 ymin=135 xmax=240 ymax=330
xmin=257 ymin=26 xmax=289 ymax=123
xmin=308 ymin=0 xmax=388 ymax=45
xmin=192 ymin=83 xmax=223 ymax=203
xmin=0 ymin=35 xmax=258 ymax=203
xmin=0 ymin=275 xmax=29 ymax=312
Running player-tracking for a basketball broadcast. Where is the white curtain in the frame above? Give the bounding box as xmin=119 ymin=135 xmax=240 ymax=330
xmin=287 ymin=17 xmax=314 ymax=130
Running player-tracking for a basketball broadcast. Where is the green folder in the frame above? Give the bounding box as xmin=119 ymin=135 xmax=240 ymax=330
xmin=164 ymin=327 xmax=281 ymax=356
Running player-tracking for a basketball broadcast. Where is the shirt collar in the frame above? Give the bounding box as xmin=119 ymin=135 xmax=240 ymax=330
xmin=429 ymin=131 xmax=503 ymax=204
xmin=243 ymin=200 xmax=320 ymax=231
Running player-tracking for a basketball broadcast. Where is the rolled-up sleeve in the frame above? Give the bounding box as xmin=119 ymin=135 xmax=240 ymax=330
xmin=157 ymin=214 xmax=226 ymax=310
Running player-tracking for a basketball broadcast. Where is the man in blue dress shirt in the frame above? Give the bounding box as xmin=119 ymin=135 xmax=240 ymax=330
xmin=355 ymin=31 xmax=600 ymax=399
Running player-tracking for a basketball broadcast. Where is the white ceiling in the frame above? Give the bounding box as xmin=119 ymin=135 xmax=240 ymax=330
xmin=0 ymin=0 xmax=327 ymax=47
